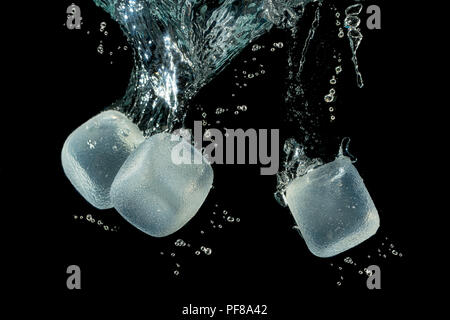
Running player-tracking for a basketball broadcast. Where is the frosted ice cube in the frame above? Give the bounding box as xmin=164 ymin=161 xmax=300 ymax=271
xmin=286 ymin=156 xmax=379 ymax=258
xmin=61 ymin=110 xmax=145 ymax=209
xmin=110 ymin=133 xmax=214 ymax=237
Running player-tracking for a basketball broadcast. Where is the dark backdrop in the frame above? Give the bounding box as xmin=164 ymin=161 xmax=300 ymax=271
xmin=10 ymin=0 xmax=421 ymax=313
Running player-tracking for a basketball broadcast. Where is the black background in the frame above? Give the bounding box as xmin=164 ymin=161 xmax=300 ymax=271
xmin=8 ymin=0 xmax=423 ymax=313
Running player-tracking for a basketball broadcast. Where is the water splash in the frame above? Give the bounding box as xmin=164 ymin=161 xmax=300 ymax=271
xmin=274 ymin=137 xmax=356 ymax=207
xmin=274 ymin=138 xmax=323 ymax=207
xmin=93 ymin=0 xmax=316 ymax=134
xmin=293 ymin=3 xmax=321 ymax=96
xmin=338 ymin=137 xmax=357 ymax=162
xmin=344 ymin=3 xmax=364 ymax=88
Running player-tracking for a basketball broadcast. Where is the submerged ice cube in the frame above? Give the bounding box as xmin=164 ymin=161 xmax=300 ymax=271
xmin=110 ymin=133 xmax=214 ymax=237
xmin=61 ymin=110 xmax=145 ymax=209
xmin=286 ymin=156 xmax=379 ymax=258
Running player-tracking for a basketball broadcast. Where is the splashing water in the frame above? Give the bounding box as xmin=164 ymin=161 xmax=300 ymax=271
xmin=93 ymin=0 xmax=316 ymax=134
xmin=274 ymin=137 xmax=356 ymax=207
xmin=344 ymin=3 xmax=364 ymax=88
xmin=274 ymin=138 xmax=323 ymax=207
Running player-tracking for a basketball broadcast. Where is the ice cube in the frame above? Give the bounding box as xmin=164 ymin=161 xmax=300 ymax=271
xmin=61 ymin=110 xmax=145 ymax=209
xmin=286 ymin=156 xmax=379 ymax=258
xmin=110 ymin=133 xmax=214 ymax=237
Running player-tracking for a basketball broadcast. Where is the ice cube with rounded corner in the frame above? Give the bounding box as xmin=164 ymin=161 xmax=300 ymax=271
xmin=110 ymin=132 xmax=214 ymax=237
xmin=61 ymin=110 xmax=145 ymax=209
xmin=286 ymin=156 xmax=380 ymax=258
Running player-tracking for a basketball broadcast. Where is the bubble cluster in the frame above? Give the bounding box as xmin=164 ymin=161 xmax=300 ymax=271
xmin=156 ymin=202 xmax=241 ymax=278
xmin=328 ymin=234 xmax=404 ymax=287
xmin=72 ymin=213 xmax=120 ymax=232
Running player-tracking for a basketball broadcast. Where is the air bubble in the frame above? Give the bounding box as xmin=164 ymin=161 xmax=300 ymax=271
xmin=252 ymin=44 xmax=261 ymax=51
xmin=324 ymin=94 xmax=334 ymax=103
